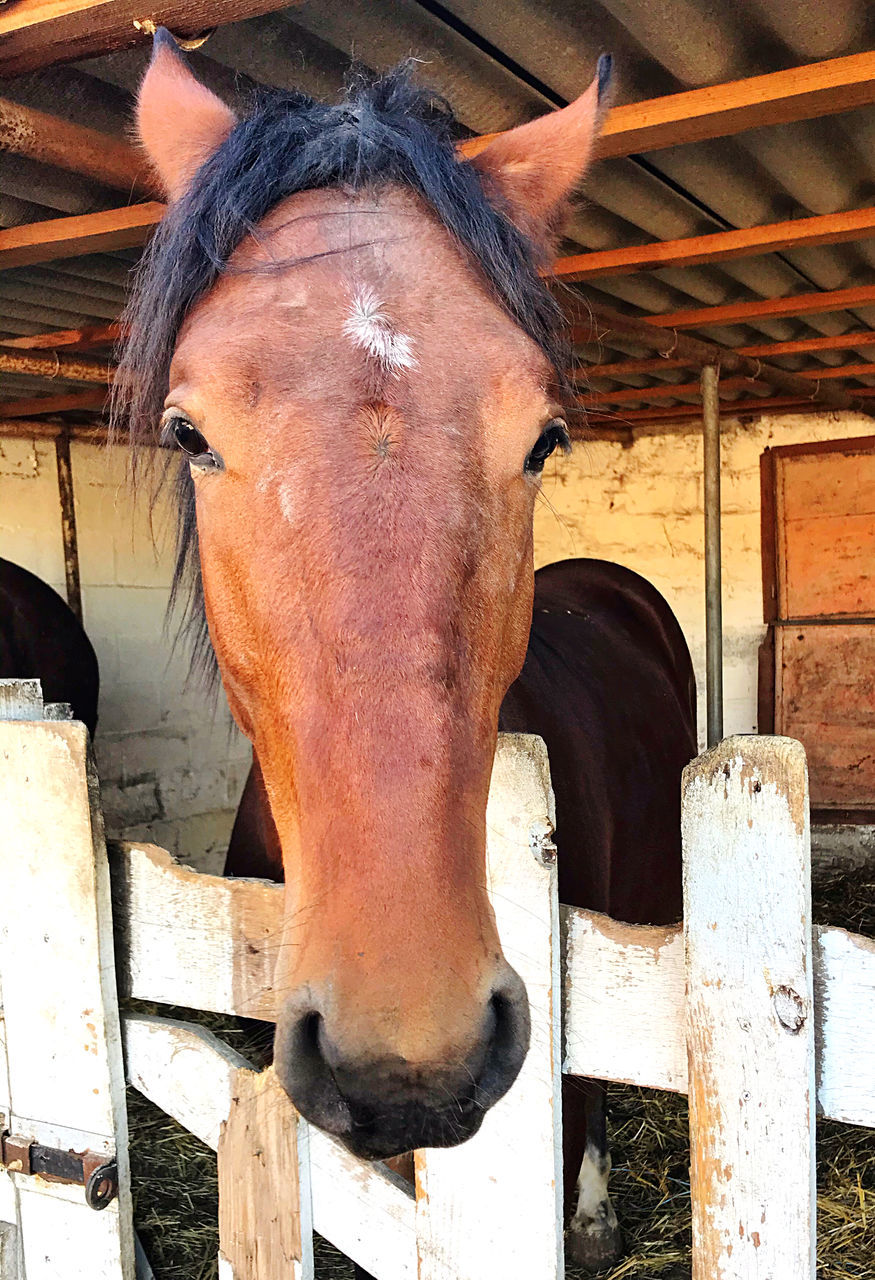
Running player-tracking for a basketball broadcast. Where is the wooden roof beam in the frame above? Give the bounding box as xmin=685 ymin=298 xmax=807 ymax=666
xmin=0 ymin=323 xmax=123 ymax=351
xmin=0 ymin=205 xmax=164 ymax=270
xmin=573 ymin=340 xmax=875 ymax=378
xmin=582 ymin=388 xmax=875 ymax=430
xmin=461 ymin=50 xmax=875 ymax=160
xmin=0 ymin=1 xmax=306 ymax=76
xmin=571 ymin=302 xmax=874 ymax=414
xmin=552 ymin=207 xmax=875 ymax=282
xmin=0 ymin=348 xmax=113 ymax=383
xmin=0 ymin=390 xmax=106 ymax=418
xmin=643 ymin=284 xmax=875 ymax=330
xmin=0 ymin=98 xmax=155 ymax=197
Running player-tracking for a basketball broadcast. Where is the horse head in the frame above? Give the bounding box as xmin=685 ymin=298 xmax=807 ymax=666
xmin=122 ymin=33 xmax=609 ymax=1158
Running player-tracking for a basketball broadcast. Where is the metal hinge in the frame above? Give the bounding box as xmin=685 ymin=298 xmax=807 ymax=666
xmin=0 ymin=1123 xmax=117 ymax=1210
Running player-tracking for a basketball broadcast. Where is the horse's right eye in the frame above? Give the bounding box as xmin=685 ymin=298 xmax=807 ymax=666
xmin=172 ymin=418 xmax=210 ymax=457
xmin=160 ymin=412 xmax=223 ymax=470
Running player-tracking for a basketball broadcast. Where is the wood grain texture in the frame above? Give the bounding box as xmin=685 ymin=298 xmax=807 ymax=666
xmin=553 ymin=206 xmax=875 ymax=281
xmin=415 ymin=735 xmax=563 ymax=1280
xmin=813 ymin=926 xmax=875 ymax=1128
xmin=647 ymin=283 xmax=875 ymax=329
xmin=682 ymin=736 xmax=816 ymax=1280
xmin=0 ymin=204 xmax=164 ymax=270
xmin=0 ymin=0 xmax=304 ymax=74
xmin=775 ymin=626 xmax=875 ymax=808
xmin=122 ymin=1011 xmax=415 ymax=1278
xmin=218 ymin=1066 xmax=312 ymax=1280
xmin=0 ymin=718 xmax=135 ymax=1278
xmin=0 ymin=96 xmax=152 ymax=195
xmin=562 ymin=910 xmax=686 ymax=1091
xmin=110 ymin=841 xmax=282 ymax=1020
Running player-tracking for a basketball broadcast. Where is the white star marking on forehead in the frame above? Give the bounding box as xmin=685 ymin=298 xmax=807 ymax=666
xmin=343 ymin=285 xmax=417 ymax=374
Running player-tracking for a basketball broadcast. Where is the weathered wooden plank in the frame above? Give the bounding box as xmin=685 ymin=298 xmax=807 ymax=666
xmin=0 ymin=0 xmax=305 ymax=75
xmin=562 ymin=910 xmax=686 ymax=1091
xmin=123 ymin=1015 xmax=252 ymax=1150
xmin=0 ymin=97 xmax=153 ymax=196
xmin=0 ymin=389 xmax=107 ymax=418
xmin=553 ymin=205 xmax=875 ymax=281
xmin=682 ymin=736 xmax=815 ymax=1280
xmin=122 ymin=1012 xmax=415 ymax=1277
xmin=218 ymin=1066 xmax=313 ymax=1280
xmin=461 ymin=52 xmax=875 ymax=160
xmin=415 ymin=734 xmax=563 ymax=1280
xmin=0 ymin=204 xmax=164 ymax=272
xmin=110 ymin=842 xmax=282 ymax=1020
xmin=814 ymin=926 xmax=875 ymax=1129
xmin=647 ymin=283 xmax=875 ymax=330
xmin=112 ymin=846 xmax=875 ymax=1126
xmin=0 ymin=720 xmax=135 ymax=1278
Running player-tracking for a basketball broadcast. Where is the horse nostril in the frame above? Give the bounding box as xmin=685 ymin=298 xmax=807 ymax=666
xmin=275 ymin=1006 xmax=353 ymax=1137
xmin=476 ymin=967 xmax=531 ymax=1108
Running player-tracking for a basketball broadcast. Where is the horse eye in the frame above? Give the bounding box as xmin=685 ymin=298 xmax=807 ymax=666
xmin=524 ymin=418 xmax=570 ymax=475
xmin=162 ymin=414 xmax=222 ymax=470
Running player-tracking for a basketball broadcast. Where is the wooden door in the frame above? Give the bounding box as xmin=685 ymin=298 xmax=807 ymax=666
xmin=760 ymin=435 xmax=875 ymax=817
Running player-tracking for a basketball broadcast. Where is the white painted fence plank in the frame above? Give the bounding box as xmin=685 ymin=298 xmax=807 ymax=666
xmin=308 ymin=1132 xmax=416 ymax=1280
xmin=123 ymin=1015 xmax=252 ymax=1150
xmin=113 ymin=852 xmax=875 ymax=1126
xmin=0 ymin=720 xmax=134 ymax=1278
xmin=123 ymin=1013 xmax=416 ymax=1278
xmin=683 ymin=735 xmax=816 ymax=1280
xmin=814 ymin=925 xmax=875 ymax=1128
xmin=562 ymin=910 xmax=685 ymax=1091
xmin=110 ymin=843 xmax=281 ymax=1021
xmin=415 ymin=734 xmax=563 ymax=1280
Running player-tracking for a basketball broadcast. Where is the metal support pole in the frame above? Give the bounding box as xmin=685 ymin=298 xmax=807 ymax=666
xmin=54 ymin=431 xmax=83 ymax=623
xmin=701 ymin=365 xmax=723 ymax=747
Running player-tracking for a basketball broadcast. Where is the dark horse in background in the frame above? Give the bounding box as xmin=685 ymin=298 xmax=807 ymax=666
xmin=0 ymin=557 xmax=99 ymax=735
xmin=226 ymin=557 xmax=697 ymax=1270
xmin=121 ymin=34 xmax=697 ymax=1273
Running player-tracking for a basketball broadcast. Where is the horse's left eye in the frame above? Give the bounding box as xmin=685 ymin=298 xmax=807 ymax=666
xmin=524 ymin=418 xmax=570 ymax=475
xmin=161 ymin=414 xmax=222 ymax=470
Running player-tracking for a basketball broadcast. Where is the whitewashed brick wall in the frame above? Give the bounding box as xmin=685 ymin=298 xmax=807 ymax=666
xmin=0 ymin=435 xmax=250 ymax=873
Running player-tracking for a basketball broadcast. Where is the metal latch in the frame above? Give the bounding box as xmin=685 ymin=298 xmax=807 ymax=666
xmin=1 ymin=1125 xmax=118 ymax=1210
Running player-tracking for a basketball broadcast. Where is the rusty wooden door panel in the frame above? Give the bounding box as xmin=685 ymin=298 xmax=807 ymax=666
xmin=761 ymin=435 xmax=875 ymax=813
xmin=775 ymin=625 xmax=875 ymax=808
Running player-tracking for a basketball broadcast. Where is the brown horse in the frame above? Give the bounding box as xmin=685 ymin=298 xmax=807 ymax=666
xmin=0 ymin=557 xmax=99 ymax=734
xmin=120 ymin=36 xmax=695 ymax=1269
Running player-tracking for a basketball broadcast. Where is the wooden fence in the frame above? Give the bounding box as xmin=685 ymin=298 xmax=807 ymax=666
xmin=0 ymin=681 xmax=873 ymax=1279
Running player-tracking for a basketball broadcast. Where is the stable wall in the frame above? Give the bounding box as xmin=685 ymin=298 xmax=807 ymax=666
xmin=0 ymin=435 xmax=250 ymax=872
xmin=533 ymin=408 xmax=875 ymax=748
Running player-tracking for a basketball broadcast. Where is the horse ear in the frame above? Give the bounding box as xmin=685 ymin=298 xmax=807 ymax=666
xmin=136 ymin=28 xmax=237 ymax=200
xmin=469 ymin=55 xmax=613 ymax=250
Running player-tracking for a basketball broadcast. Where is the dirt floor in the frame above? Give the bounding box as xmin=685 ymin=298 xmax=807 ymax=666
xmin=127 ymin=862 xmax=875 ymax=1279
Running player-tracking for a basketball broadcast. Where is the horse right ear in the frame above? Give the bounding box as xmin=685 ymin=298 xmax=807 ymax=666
xmin=137 ymin=29 xmax=237 ymax=201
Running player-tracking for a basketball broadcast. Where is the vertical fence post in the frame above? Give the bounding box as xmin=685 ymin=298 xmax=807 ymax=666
xmin=415 ymin=734 xmax=563 ymax=1280
xmin=0 ymin=699 xmax=134 ymax=1279
xmin=701 ymin=363 xmax=723 ymax=747
xmin=682 ymin=735 xmax=815 ymax=1280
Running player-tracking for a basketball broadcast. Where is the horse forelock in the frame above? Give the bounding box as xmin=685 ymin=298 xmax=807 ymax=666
xmin=111 ymin=62 xmax=571 ymax=683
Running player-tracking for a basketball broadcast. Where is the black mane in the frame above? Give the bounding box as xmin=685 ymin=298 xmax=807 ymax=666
xmin=113 ymin=54 xmax=571 ymax=680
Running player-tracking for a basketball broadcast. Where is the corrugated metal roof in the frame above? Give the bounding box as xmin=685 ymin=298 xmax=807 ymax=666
xmin=2 ymin=0 xmax=875 ymax=420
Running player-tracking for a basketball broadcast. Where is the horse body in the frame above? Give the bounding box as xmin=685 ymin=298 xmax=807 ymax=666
xmin=0 ymin=557 xmax=99 ymax=734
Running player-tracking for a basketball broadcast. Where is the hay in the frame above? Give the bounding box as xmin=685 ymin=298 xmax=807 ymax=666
xmin=128 ymin=863 xmax=874 ymax=1278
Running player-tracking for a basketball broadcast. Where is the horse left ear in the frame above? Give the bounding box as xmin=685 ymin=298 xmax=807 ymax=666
xmin=469 ymin=55 xmax=613 ymax=250
xmin=137 ymin=28 xmax=237 ymax=200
